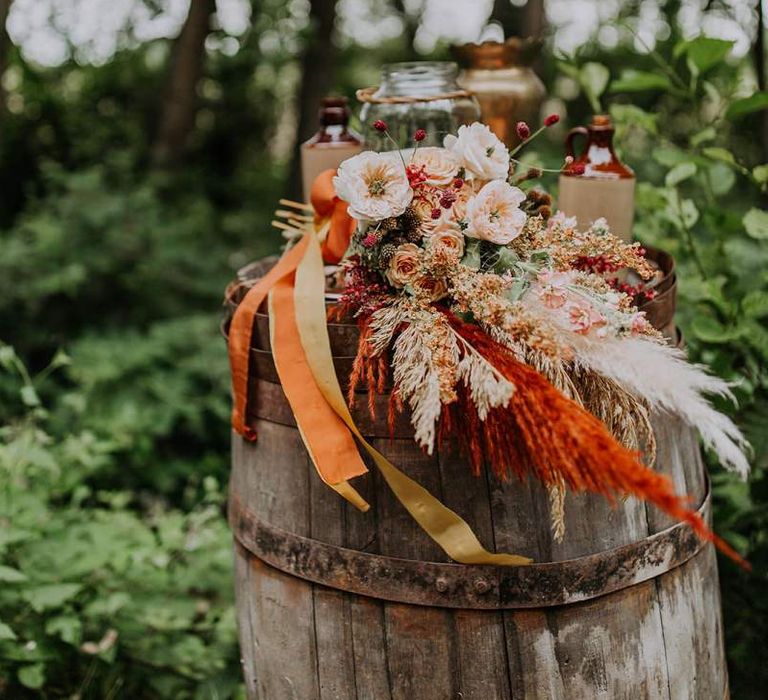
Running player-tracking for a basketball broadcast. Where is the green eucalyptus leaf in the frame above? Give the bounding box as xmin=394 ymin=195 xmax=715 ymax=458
xmin=610 ymin=70 xmax=672 ymax=93
xmin=461 ymin=240 xmax=481 ymax=269
xmin=743 ymin=208 xmax=768 ymax=240
xmin=665 ymin=162 xmax=697 ymax=187
xmin=726 ymin=91 xmax=768 ymax=120
xmin=505 ymin=278 xmax=529 ymax=302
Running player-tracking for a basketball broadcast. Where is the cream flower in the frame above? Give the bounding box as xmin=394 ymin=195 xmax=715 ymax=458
xmin=427 ymin=221 xmax=465 ymax=258
xmin=449 ymin=179 xmax=481 ymax=223
xmin=443 ymin=123 xmax=510 ymax=181
xmin=386 ymin=243 xmax=422 ymax=288
xmin=411 ymin=147 xmax=459 ymax=186
xmin=333 ymin=151 xmax=413 ymax=220
xmin=465 ymin=181 xmax=527 ymax=244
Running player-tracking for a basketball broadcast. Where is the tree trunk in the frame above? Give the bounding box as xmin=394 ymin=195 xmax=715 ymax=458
xmin=0 ymin=0 xmax=14 ymax=116
xmin=521 ymin=0 xmax=545 ymax=39
xmin=755 ymin=0 xmax=768 ymax=161
xmin=491 ymin=0 xmax=545 ymax=39
xmin=152 ymin=0 xmax=215 ymax=168
xmin=285 ymin=0 xmax=339 ymax=200
xmin=393 ymin=0 xmax=419 ymax=60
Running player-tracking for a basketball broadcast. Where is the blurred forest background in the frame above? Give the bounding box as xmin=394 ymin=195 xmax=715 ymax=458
xmin=0 ymin=0 xmax=766 ymax=697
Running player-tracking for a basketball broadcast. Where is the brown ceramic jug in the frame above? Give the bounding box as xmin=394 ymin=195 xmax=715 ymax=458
xmin=557 ymin=115 xmax=636 ymax=242
xmin=300 ymin=97 xmax=363 ymax=201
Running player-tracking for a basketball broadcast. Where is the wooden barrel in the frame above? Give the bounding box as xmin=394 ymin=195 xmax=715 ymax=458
xmin=227 ymin=264 xmax=728 ymax=700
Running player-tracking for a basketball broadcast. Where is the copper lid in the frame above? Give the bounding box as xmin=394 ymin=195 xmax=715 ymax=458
xmin=453 ymin=37 xmax=543 ymax=69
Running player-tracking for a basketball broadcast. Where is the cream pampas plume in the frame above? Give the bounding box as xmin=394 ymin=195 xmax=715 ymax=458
xmin=574 ymin=336 xmax=751 ymax=479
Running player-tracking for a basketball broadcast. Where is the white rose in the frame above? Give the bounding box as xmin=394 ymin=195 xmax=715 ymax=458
xmin=410 ymin=147 xmax=459 ymax=186
xmin=443 ymin=123 xmax=510 ymax=181
xmin=465 ymin=180 xmax=527 ymax=245
xmin=333 ymin=151 xmax=413 ymax=221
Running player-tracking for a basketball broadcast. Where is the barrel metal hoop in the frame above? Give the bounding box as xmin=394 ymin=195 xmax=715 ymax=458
xmin=229 ymin=488 xmax=711 ymax=610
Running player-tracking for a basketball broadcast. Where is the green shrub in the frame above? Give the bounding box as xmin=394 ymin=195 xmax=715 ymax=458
xmin=0 ymin=346 xmax=243 ymax=699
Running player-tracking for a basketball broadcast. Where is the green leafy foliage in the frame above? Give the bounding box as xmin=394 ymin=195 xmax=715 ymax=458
xmin=561 ymin=33 xmax=768 ymax=699
xmin=0 ymin=351 xmax=242 ymax=699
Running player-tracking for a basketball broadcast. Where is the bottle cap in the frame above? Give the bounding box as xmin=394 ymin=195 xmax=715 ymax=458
xmin=319 ymin=97 xmax=350 ymax=126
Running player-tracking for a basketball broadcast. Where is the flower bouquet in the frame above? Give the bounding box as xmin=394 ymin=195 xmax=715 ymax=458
xmin=228 ymin=119 xmax=750 ymax=568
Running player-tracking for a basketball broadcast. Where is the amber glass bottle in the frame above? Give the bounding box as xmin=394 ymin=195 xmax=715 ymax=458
xmin=300 ymin=97 xmax=363 ymax=200
xmin=557 ymin=115 xmax=636 ymax=241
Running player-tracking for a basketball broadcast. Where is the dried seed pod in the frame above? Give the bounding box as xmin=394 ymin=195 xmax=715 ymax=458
xmin=378 ymin=243 xmax=398 ymax=267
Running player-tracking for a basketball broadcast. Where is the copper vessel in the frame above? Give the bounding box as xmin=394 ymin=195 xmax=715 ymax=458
xmin=454 ymin=37 xmax=546 ymax=147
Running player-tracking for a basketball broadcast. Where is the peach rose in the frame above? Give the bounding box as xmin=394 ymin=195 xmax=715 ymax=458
xmin=427 ymin=221 xmax=465 ymax=257
xmin=411 ymin=147 xmax=459 ymax=186
xmin=386 ymin=243 xmax=422 ymax=288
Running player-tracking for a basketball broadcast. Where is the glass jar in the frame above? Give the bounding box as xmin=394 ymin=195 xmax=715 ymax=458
xmin=359 ymin=62 xmax=480 ymax=151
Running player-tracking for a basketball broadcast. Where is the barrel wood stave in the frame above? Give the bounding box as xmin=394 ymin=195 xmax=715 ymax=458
xmin=229 ymin=257 xmax=726 ymax=700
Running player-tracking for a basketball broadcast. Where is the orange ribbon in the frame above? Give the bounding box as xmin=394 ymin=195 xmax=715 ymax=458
xmin=269 ymin=272 xmax=368 ymax=486
xmin=229 ymin=169 xmax=356 ymax=439
xmin=227 ymin=171 xmax=367 ymax=491
xmin=228 ymin=238 xmax=309 ymax=440
xmin=311 ymin=169 xmax=356 ymax=264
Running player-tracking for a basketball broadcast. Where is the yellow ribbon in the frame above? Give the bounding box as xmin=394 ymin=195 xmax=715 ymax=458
xmin=292 ymin=229 xmax=531 ymax=566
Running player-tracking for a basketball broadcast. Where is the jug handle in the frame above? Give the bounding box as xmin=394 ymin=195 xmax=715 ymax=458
xmin=565 ymin=126 xmax=589 ymax=159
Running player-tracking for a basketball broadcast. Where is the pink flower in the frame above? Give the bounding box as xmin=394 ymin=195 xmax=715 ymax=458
xmin=536 ymin=270 xmax=574 ymax=309
xmin=413 ymin=128 xmax=427 ymax=142
xmin=540 ymin=286 xmax=567 ymax=309
xmin=630 ymin=312 xmax=651 ymax=335
xmin=516 ymin=121 xmax=530 ymax=140
xmin=568 ymin=301 xmax=606 ymax=335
